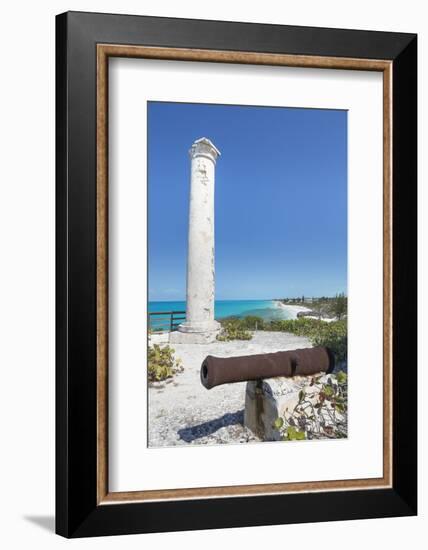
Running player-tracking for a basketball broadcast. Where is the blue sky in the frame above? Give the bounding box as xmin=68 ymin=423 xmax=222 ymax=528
xmin=148 ymin=102 xmax=347 ymax=301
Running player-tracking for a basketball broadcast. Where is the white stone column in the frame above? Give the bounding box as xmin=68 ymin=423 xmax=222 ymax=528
xmin=171 ymin=138 xmax=221 ymax=344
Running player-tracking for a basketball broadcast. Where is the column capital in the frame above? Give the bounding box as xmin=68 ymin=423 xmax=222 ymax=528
xmin=189 ymin=137 xmax=221 ymax=163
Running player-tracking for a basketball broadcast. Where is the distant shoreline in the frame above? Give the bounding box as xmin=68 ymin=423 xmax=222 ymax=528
xmin=149 ymin=298 xmax=299 ymax=325
xmin=148 ymin=298 xmax=341 ymax=323
xmin=274 ymin=300 xmax=339 ymax=322
xmin=274 ymin=300 xmax=311 ymax=315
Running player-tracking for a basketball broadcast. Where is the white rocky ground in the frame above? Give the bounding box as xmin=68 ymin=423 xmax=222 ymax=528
xmin=148 ymin=331 xmax=312 ymax=447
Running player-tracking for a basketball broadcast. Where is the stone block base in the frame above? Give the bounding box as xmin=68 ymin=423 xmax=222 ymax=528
xmin=244 ymin=375 xmax=324 ymax=441
xmin=169 ymin=328 xmax=220 ymax=344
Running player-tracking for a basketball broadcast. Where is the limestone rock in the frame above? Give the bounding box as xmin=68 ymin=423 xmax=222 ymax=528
xmin=244 ymin=374 xmax=328 ymax=441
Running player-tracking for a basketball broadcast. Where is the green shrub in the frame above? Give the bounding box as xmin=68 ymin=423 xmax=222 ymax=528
xmin=275 ymin=370 xmax=348 ymax=441
xmin=148 ymin=344 xmax=183 ymax=382
xmin=215 ymin=316 xmax=347 ymax=362
xmin=217 ymin=318 xmax=253 ymax=341
xmin=310 ymin=321 xmax=347 ymax=363
xmin=268 ymin=317 xmax=323 ymax=335
xmin=267 ymin=317 xmax=347 ymax=363
xmin=239 ymin=315 xmax=265 ymax=330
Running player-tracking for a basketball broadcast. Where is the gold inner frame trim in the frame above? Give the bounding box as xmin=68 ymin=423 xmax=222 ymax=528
xmin=96 ymin=44 xmax=393 ymax=505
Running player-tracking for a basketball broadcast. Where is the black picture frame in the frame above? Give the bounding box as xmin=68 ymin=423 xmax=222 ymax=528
xmin=56 ymin=11 xmax=417 ymax=538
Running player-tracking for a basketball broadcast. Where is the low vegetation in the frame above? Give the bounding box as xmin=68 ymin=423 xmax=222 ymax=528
xmin=269 ymin=318 xmax=347 ymax=363
xmin=216 ymin=318 xmax=252 ymax=341
xmin=217 ymin=316 xmax=347 ymax=364
xmin=274 ymin=370 xmax=348 ymax=440
xmin=148 ymin=344 xmax=183 ymax=383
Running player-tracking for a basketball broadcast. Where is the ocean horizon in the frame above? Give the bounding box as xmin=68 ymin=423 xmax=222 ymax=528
xmin=148 ymin=299 xmax=298 ymax=321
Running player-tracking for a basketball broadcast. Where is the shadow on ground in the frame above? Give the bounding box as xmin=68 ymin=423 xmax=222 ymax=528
xmin=24 ymin=515 xmax=55 ymax=533
xmin=178 ymin=410 xmax=244 ymax=442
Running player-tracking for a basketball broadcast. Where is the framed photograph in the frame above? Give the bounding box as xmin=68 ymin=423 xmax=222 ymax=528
xmin=56 ymin=11 xmax=417 ymax=537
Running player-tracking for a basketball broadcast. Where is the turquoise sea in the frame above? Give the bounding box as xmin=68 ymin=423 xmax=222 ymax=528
xmin=148 ymin=299 xmax=296 ymax=321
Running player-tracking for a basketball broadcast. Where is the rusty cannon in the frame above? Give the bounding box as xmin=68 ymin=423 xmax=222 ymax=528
xmin=200 ymin=346 xmax=334 ymax=390
xmin=200 ymin=346 xmax=336 ymax=441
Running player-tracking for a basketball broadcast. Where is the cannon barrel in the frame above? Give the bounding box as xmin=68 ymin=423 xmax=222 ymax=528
xmin=200 ymin=346 xmax=334 ymax=389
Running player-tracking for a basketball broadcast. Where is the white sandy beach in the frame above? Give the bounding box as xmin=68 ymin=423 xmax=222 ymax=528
xmin=274 ymin=300 xmax=337 ymax=322
xmin=274 ymin=300 xmax=312 ymax=317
